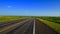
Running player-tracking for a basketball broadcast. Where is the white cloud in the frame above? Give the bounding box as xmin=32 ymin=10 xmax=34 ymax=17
xmin=8 ymin=6 xmax=12 ymax=8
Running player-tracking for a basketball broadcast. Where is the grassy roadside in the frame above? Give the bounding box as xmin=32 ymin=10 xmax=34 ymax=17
xmin=37 ymin=18 xmax=60 ymax=34
xmin=0 ymin=16 xmax=29 ymax=22
xmin=0 ymin=16 xmax=20 ymax=22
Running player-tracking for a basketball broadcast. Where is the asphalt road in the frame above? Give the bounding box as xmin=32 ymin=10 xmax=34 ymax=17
xmin=7 ymin=19 xmax=34 ymax=34
xmin=0 ymin=18 xmax=33 ymax=34
xmin=0 ymin=18 xmax=58 ymax=34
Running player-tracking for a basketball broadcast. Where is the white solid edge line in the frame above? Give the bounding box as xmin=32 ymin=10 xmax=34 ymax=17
xmin=33 ymin=19 xmax=35 ymax=34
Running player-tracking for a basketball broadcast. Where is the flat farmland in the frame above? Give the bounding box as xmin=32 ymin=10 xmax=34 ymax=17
xmin=38 ymin=16 xmax=60 ymax=24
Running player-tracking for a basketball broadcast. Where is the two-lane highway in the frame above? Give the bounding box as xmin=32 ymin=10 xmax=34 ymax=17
xmin=0 ymin=18 xmax=58 ymax=34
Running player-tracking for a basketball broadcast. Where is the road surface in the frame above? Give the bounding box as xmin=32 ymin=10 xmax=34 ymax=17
xmin=0 ymin=18 xmax=58 ymax=34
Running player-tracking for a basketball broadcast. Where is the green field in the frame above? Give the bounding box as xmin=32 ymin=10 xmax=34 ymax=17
xmin=37 ymin=16 xmax=60 ymax=24
xmin=0 ymin=16 xmax=29 ymax=22
xmin=37 ymin=16 xmax=60 ymax=34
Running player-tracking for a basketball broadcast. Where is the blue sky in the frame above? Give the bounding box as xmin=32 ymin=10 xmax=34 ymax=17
xmin=0 ymin=0 xmax=60 ymax=16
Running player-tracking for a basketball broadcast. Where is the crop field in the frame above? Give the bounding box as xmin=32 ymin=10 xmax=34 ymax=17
xmin=37 ymin=16 xmax=60 ymax=34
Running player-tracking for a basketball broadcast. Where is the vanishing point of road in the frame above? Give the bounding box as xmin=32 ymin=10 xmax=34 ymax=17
xmin=0 ymin=18 xmax=58 ymax=34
